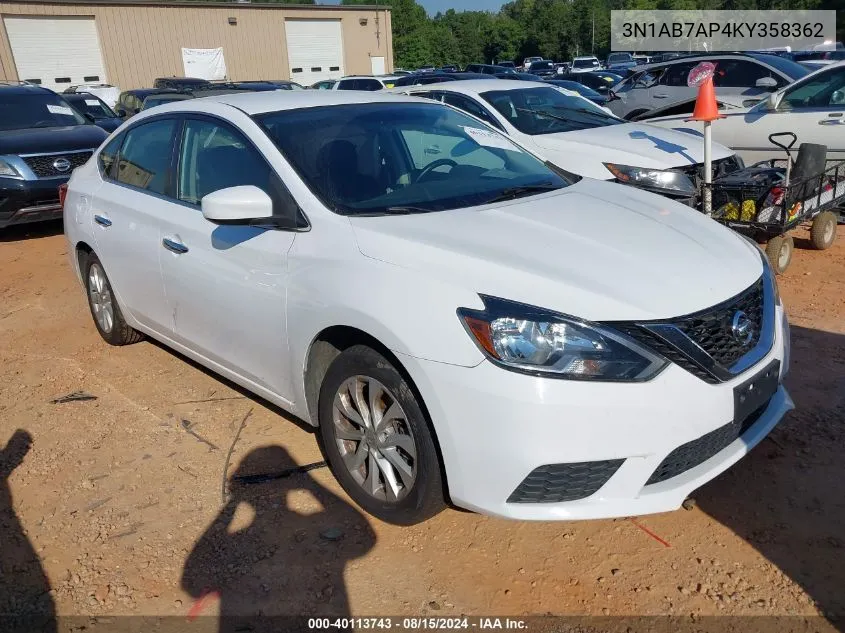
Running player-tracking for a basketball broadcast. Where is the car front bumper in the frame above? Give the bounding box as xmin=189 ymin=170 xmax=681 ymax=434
xmin=0 ymin=176 xmax=67 ymax=229
xmin=399 ymin=303 xmax=791 ymax=521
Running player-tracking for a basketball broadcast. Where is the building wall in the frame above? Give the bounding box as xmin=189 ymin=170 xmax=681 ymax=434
xmin=0 ymin=1 xmax=392 ymax=88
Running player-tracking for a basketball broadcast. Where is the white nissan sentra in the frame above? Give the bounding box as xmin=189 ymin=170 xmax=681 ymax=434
xmin=63 ymin=91 xmax=792 ymax=525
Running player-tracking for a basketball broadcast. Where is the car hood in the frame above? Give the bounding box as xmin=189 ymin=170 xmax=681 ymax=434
xmin=0 ymin=125 xmax=108 ymax=155
xmin=350 ymin=178 xmax=762 ymax=322
xmin=527 ymin=122 xmax=734 ymax=179
xmin=94 ymin=117 xmax=123 ymax=133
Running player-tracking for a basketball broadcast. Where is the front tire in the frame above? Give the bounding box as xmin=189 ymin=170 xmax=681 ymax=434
xmin=84 ymin=252 xmax=143 ymax=346
xmin=318 ymin=345 xmax=445 ymax=525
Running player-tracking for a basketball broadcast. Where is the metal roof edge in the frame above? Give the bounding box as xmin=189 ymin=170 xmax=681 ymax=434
xmin=0 ymin=0 xmax=390 ymax=10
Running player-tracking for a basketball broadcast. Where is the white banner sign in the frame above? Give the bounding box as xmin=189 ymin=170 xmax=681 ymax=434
xmin=181 ymin=47 xmax=227 ymax=80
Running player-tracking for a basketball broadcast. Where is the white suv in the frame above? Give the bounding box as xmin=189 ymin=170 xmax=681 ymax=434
xmin=64 ymin=91 xmax=792 ymax=525
xmin=571 ymin=56 xmax=602 ymax=73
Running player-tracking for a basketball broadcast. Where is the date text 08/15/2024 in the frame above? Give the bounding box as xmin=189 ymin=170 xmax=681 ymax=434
xmin=307 ymin=618 xmax=528 ymax=630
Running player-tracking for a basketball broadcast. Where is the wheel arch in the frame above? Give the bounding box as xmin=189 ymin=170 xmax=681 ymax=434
xmin=303 ymin=325 xmax=451 ymax=501
xmin=75 ymin=241 xmax=94 ymax=279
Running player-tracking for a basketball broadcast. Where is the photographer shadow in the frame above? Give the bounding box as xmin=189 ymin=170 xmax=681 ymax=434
xmin=182 ymin=446 xmax=376 ymax=632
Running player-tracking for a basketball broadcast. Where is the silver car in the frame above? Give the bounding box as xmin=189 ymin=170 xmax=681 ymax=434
xmin=639 ymin=62 xmax=845 ymax=164
xmin=608 ymin=53 xmax=808 ymax=120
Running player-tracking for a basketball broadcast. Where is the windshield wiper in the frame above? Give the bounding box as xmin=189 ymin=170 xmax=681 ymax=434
xmin=351 ymin=206 xmax=439 ymax=217
xmin=484 ymin=183 xmax=560 ymax=204
xmin=516 ymin=107 xmax=570 ymax=123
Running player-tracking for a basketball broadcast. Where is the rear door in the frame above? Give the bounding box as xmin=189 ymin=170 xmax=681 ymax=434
xmin=650 ymin=61 xmax=698 ymax=107
xmin=89 ymin=117 xmax=178 ymax=335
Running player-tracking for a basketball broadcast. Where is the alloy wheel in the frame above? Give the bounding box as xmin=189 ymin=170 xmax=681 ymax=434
xmin=88 ymin=263 xmax=114 ymax=334
xmin=331 ymin=376 xmax=417 ymax=502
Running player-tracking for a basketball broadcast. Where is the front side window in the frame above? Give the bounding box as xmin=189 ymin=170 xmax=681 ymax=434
xmin=177 ymin=118 xmax=275 ymax=205
xmin=481 ymin=87 xmax=621 ymax=135
xmin=115 ymin=119 xmax=177 ymax=195
xmin=441 ymin=93 xmax=502 ymax=130
xmin=256 ymin=102 xmax=572 ymax=216
xmin=780 ymin=67 xmax=845 ymax=109
xmin=0 ymin=92 xmax=87 ymax=131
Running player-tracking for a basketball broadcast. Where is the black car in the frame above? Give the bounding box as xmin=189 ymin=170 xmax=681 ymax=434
xmin=153 ymin=77 xmax=211 ymax=90
xmin=465 ymin=63 xmax=517 ymax=75
xmin=526 ymin=60 xmax=557 ymax=77
xmin=0 ymin=84 xmax=107 ymax=230
xmin=392 ymin=72 xmax=459 ymax=87
xmin=439 ymin=65 xmax=460 ymax=73
xmin=496 ymin=61 xmax=517 ymax=70
xmin=494 ymin=72 xmax=545 ymax=81
xmin=560 ymin=71 xmax=624 ymax=94
xmin=544 ymin=79 xmax=609 ymax=106
xmin=62 ymin=93 xmax=123 ymax=132
xmin=115 ymin=88 xmax=181 ymax=118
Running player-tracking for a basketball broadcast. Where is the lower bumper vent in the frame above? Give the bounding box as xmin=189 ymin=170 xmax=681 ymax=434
xmin=507 ymin=460 xmax=624 ymax=503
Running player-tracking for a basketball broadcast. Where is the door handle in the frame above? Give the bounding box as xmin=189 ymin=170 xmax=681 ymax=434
xmin=818 ymin=115 xmax=845 ymax=125
xmin=94 ymin=214 xmax=112 ymax=227
xmin=162 ymin=237 xmax=189 ymax=254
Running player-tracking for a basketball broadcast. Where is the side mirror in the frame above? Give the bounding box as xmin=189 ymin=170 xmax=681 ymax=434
xmin=765 ymin=91 xmax=783 ymax=111
xmin=756 ymin=76 xmax=778 ymax=90
xmin=84 ymin=112 xmax=96 ymax=122
xmin=202 ymin=185 xmax=274 ymax=224
xmin=116 ymin=109 xmax=127 ymax=118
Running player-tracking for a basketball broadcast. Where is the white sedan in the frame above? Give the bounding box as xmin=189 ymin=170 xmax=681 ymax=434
xmin=642 ymin=62 xmax=845 ymax=164
xmin=393 ymin=80 xmax=739 ymax=205
xmin=64 ymin=91 xmax=791 ymax=524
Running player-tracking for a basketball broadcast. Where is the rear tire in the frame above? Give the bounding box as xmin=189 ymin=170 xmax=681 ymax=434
xmin=809 ymin=211 xmax=837 ymax=250
xmin=83 ymin=252 xmax=143 ymax=346
xmin=317 ymin=345 xmax=445 ymax=525
xmin=765 ymin=235 xmax=793 ymax=275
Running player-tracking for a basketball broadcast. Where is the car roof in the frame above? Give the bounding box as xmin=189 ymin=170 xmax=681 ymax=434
xmin=574 ymin=56 xmax=599 ymax=60
xmin=0 ymin=82 xmax=55 ymax=95
xmin=156 ymin=89 xmax=426 ymax=115
xmin=396 ymin=79 xmax=550 ymax=95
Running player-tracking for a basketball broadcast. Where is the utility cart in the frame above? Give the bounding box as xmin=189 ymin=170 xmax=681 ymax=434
xmin=707 ymin=133 xmax=845 ymax=274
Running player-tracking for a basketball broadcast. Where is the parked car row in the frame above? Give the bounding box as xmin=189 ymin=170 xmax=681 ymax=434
xmin=60 ymin=89 xmax=792 ymax=527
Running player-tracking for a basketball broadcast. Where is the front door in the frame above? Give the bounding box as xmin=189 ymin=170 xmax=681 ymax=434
xmin=158 ymin=116 xmax=297 ymax=402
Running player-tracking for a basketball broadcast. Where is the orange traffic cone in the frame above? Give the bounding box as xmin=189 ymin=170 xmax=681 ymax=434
xmin=686 ymin=76 xmax=724 ymax=122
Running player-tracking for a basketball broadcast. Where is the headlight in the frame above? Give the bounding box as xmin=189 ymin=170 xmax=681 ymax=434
xmin=604 ymin=163 xmax=695 ymax=195
xmin=458 ymin=296 xmax=668 ymax=381
xmin=0 ymin=157 xmax=22 ymax=178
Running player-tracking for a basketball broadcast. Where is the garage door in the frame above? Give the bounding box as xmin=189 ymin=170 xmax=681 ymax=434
xmin=3 ymin=16 xmax=107 ymax=92
xmin=285 ymin=19 xmax=344 ymax=87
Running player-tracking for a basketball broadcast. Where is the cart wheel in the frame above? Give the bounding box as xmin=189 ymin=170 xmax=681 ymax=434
xmin=810 ymin=211 xmax=837 ymax=250
xmin=765 ymin=235 xmax=793 ymax=274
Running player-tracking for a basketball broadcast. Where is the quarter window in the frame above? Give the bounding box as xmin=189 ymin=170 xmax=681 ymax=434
xmin=115 ymin=119 xmax=177 ymax=195
xmin=98 ymin=133 xmax=122 ymax=177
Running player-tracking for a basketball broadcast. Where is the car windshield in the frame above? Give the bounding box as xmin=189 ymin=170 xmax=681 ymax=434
xmin=0 ymin=92 xmax=88 ymax=130
xmin=549 ymin=81 xmax=601 ymax=98
xmin=71 ymin=96 xmax=117 ymax=119
xmin=608 ymin=53 xmax=633 ymax=63
xmin=143 ymin=94 xmax=192 ymax=108
xmin=747 ymin=53 xmax=809 ymax=80
xmin=530 ymin=61 xmax=554 ymax=70
xmin=481 ymin=87 xmax=620 ymax=135
xmin=573 ymin=59 xmax=598 ymax=69
xmin=255 ymin=102 xmax=572 ymax=216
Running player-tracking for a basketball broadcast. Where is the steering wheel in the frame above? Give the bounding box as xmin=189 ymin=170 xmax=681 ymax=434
xmin=413 ymin=158 xmax=457 ymax=183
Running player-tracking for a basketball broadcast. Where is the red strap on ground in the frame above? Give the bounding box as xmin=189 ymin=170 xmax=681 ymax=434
xmin=187 ymin=590 xmax=220 ymax=620
xmin=628 ymin=517 xmax=671 ymax=548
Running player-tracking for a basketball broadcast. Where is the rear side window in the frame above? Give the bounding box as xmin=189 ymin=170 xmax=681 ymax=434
xmin=98 ymin=133 xmax=123 ymax=177
xmin=661 ymin=62 xmax=699 ymax=87
xmin=715 ymin=60 xmax=783 ymax=88
xmin=115 ymin=119 xmax=177 ymax=195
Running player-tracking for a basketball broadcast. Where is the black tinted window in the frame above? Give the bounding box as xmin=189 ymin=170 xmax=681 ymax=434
xmin=98 ymin=133 xmax=122 ymax=177
xmin=714 ymin=60 xmax=780 ymax=88
xmin=0 ymin=93 xmax=87 ymax=131
xmin=116 ymin=119 xmax=176 ymax=195
xmin=662 ymin=62 xmax=698 ymax=87
xmin=441 ymin=93 xmax=502 ymax=129
xmin=177 ymin=119 xmax=274 ymax=204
